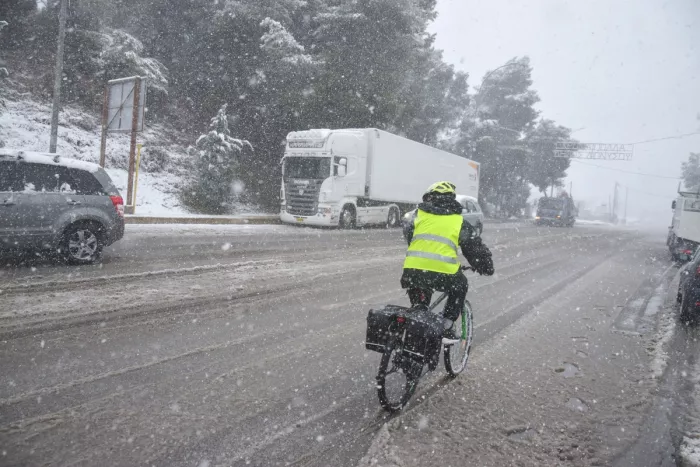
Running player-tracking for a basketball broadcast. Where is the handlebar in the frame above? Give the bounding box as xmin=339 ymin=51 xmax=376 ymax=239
xmin=460 ymin=266 xmax=473 ymax=272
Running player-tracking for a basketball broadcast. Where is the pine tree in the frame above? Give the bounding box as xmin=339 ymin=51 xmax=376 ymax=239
xmin=526 ymin=119 xmax=574 ymax=194
xmin=453 ymin=57 xmax=541 ymax=214
xmin=183 ymin=104 xmax=253 ymax=214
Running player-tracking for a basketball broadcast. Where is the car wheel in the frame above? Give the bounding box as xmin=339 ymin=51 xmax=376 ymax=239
xmin=62 ymin=222 xmax=104 ymax=265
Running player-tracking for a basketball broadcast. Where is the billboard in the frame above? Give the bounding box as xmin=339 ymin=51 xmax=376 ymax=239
xmin=554 ymin=142 xmax=633 ymax=161
xmin=106 ymin=76 xmax=146 ymax=133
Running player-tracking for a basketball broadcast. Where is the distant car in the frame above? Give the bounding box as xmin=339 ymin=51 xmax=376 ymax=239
xmin=0 ymin=150 xmax=125 ymax=264
xmin=401 ymin=194 xmax=485 ymax=239
xmin=678 ymin=248 xmax=700 ymax=322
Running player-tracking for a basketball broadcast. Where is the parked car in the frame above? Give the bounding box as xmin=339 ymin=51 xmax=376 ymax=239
xmin=401 ymin=194 xmax=484 ymax=240
xmin=677 ymin=248 xmax=700 ymax=322
xmin=0 ymin=150 xmax=125 ymax=264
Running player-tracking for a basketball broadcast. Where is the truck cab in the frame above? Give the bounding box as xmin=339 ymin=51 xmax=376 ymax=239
xmin=668 ymin=193 xmax=700 ymax=261
xmin=280 ymin=129 xmax=374 ymax=227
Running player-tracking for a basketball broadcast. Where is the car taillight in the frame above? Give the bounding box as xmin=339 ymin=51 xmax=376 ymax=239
xmin=396 ymin=316 xmax=406 ymax=324
xmin=110 ymin=195 xmax=124 ymax=218
xmin=695 ymin=266 xmax=700 ymax=276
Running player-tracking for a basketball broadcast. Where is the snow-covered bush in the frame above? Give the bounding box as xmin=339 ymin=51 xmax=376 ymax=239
xmin=181 ymin=104 xmax=253 ymax=214
xmin=141 ymin=147 xmax=169 ymax=174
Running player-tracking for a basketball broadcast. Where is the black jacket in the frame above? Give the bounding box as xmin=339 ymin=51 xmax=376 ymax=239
xmin=403 ymin=198 xmax=494 ymax=276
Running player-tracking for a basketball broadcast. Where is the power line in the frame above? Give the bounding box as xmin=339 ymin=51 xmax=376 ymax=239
xmin=571 ymin=159 xmax=681 ymax=179
xmin=628 ymin=131 xmax=700 ymax=145
xmin=622 ymin=186 xmax=676 ymax=200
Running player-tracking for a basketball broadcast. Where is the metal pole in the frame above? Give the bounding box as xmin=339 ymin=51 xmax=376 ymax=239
xmin=49 ymin=0 xmax=67 ymax=153
xmin=99 ymin=86 xmax=109 ymax=167
xmin=132 ymin=144 xmax=143 ymax=213
xmin=624 ymin=187 xmax=628 ymax=224
xmin=125 ymin=77 xmax=141 ymax=212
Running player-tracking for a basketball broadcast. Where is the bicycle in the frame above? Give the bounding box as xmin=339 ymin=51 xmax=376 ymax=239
xmin=376 ymin=266 xmax=474 ymax=412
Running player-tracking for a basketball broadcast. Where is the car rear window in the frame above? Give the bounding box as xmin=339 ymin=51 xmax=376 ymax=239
xmin=68 ymin=168 xmax=107 ymax=195
xmin=90 ymin=168 xmax=120 ymax=196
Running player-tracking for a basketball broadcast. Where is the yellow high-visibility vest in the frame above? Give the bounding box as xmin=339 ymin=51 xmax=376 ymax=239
xmin=403 ymin=210 xmax=462 ymax=274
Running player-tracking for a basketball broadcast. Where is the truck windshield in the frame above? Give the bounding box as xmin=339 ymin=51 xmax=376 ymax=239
xmin=539 ymin=198 xmax=564 ymax=210
xmin=284 ymin=157 xmax=331 ymax=179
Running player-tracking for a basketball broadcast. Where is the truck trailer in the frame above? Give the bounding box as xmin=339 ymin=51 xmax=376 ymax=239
xmin=279 ymin=128 xmax=480 ymax=228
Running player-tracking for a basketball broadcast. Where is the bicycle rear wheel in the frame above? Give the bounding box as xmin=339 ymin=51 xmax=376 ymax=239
xmin=376 ymin=341 xmax=422 ymax=412
xmin=444 ymin=299 xmax=474 ymax=377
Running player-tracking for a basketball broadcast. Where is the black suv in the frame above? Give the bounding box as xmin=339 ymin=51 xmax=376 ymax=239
xmin=0 ymin=150 xmax=125 ymax=264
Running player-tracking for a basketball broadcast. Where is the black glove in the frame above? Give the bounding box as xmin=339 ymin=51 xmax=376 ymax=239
xmin=465 ymin=238 xmax=494 ymax=276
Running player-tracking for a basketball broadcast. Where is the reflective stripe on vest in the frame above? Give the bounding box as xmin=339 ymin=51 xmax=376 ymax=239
xmin=405 ymin=251 xmax=458 ymax=264
xmin=404 ymin=210 xmax=462 ymax=274
xmin=410 ymin=234 xmax=458 ymax=255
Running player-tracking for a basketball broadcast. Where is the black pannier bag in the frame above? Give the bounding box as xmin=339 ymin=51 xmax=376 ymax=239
xmin=365 ymin=305 xmax=408 ymax=353
xmin=403 ymin=308 xmax=443 ymax=371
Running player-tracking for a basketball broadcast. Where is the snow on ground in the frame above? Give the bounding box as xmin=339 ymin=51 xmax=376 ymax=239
xmin=678 ymin=333 xmax=700 ymax=467
xmin=577 ymin=219 xmax=615 ymax=226
xmin=358 ymin=245 xmax=662 ymax=467
xmin=123 ymin=223 xmax=305 ymax=236
xmin=0 ymin=92 xmax=266 ymax=217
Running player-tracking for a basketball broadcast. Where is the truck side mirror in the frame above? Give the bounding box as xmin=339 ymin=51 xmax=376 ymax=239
xmin=672 ymin=200 xmax=677 ymax=210
xmin=337 ymin=158 xmax=347 ymax=177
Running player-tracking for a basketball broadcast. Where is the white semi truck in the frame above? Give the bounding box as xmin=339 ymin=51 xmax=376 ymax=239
xmin=279 ymin=128 xmax=480 ymax=228
xmin=668 ymin=189 xmax=700 ymax=260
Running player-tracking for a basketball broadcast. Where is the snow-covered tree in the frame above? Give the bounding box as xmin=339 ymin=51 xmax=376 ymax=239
xmin=183 ymin=104 xmax=253 ymax=214
xmin=453 ymin=57 xmax=541 ymax=214
xmin=526 ymin=119 xmax=575 ymax=194
xmin=260 ymin=17 xmax=312 ymax=65
xmin=96 ymin=28 xmax=169 ymax=114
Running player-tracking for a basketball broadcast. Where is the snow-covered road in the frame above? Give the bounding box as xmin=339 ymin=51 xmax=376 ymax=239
xmin=0 ymin=223 xmax=678 ymax=466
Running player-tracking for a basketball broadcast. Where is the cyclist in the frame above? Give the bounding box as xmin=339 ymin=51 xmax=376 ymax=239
xmin=402 ymin=181 xmax=495 ymax=341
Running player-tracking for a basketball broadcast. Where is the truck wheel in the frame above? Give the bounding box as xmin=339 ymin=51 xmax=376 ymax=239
xmin=386 ymin=207 xmax=400 ymax=229
xmin=339 ymin=206 xmax=356 ymax=229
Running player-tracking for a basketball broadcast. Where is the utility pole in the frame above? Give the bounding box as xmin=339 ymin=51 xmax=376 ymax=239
xmin=49 ymin=0 xmax=67 ymax=153
xmin=612 ymin=182 xmax=619 ymax=224
xmin=624 ymin=186 xmax=628 ymax=225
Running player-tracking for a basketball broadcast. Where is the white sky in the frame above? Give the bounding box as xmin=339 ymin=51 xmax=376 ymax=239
xmin=431 ymin=0 xmax=700 ymax=224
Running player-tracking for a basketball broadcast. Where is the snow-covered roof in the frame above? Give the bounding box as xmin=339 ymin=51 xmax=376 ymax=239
xmin=287 ymin=129 xmax=332 ymax=140
xmin=456 ymin=194 xmax=479 ymax=204
xmin=286 ymin=129 xmax=368 ymax=141
xmin=0 ymin=149 xmax=101 ymax=173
